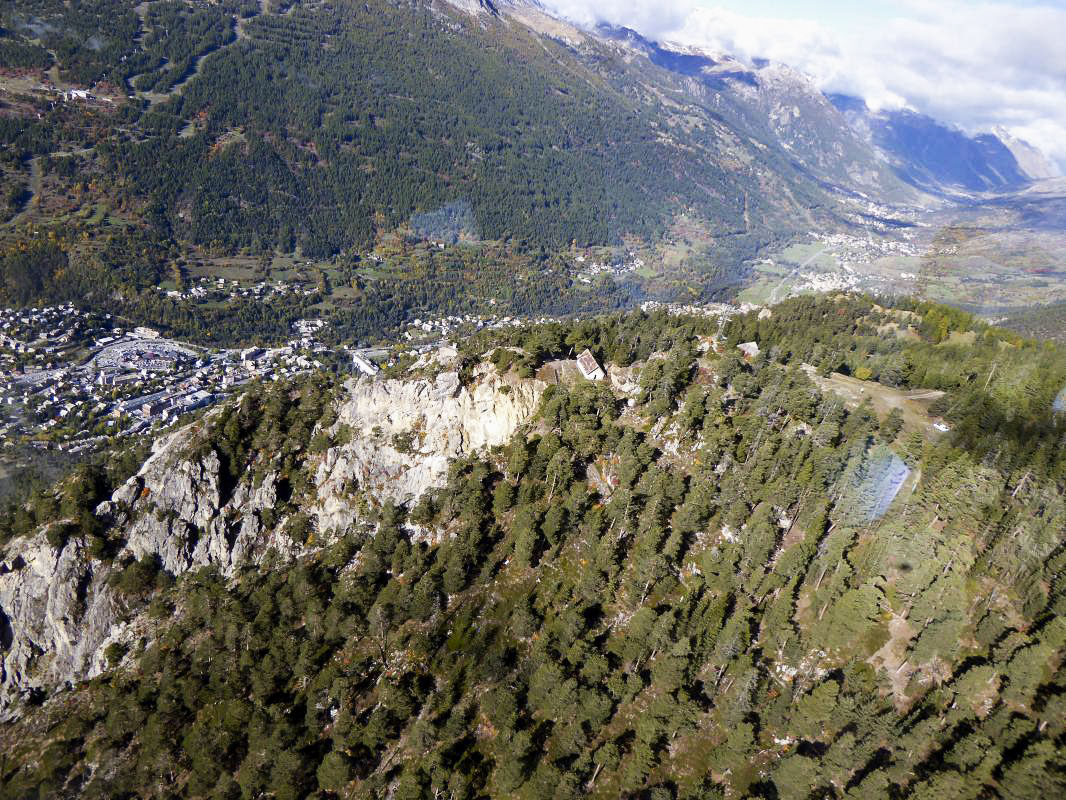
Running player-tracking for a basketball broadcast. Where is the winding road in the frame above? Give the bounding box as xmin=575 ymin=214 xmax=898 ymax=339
xmin=132 ymin=0 xmax=268 ymax=106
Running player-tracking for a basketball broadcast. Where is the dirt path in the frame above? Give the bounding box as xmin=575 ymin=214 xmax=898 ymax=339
xmin=4 ymin=156 xmax=41 ymax=229
xmin=902 ymin=389 xmax=944 ymax=401
xmin=801 ymin=365 xmax=946 ymax=435
xmin=137 ymin=0 xmax=266 ymax=106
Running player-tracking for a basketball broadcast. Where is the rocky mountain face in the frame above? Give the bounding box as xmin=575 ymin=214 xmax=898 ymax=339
xmin=730 ymin=63 xmax=917 ymax=201
xmin=0 ymin=531 xmax=117 ymax=716
xmin=0 ymin=357 xmax=544 ymax=718
xmin=315 ymin=363 xmax=545 ymax=534
xmin=595 ymin=26 xmax=917 ymax=204
xmin=498 ymin=7 xmax=1047 ymax=203
xmin=828 ymin=94 xmax=1035 ymax=193
xmin=995 ymin=128 xmax=1059 ymax=181
xmin=441 ymin=0 xmax=541 ymax=15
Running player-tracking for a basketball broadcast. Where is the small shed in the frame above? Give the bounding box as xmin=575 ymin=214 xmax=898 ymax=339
xmin=352 ymin=353 xmax=380 ymax=377
xmin=576 ymin=349 xmax=605 ymax=381
xmin=737 ymin=341 xmax=760 ymax=360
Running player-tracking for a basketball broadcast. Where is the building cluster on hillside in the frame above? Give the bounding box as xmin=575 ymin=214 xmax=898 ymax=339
xmin=25 ymin=81 xmax=118 ymax=110
xmin=573 ymin=252 xmax=646 ymax=283
xmin=403 ymin=313 xmax=559 ymax=342
xmin=292 ymin=318 xmax=326 ymax=336
xmin=809 ymin=231 xmax=920 ymax=264
xmin=404 ymin=313 xmax=493 ymax=339
xmin=0 ymin=308 xmax=345 ymax=450
xmin=159 ymin=276 xmax=315 ymax=303
xmin=639 ymin=300 xmax=750 ymax=319
xmin=0 ymin=304 xmax=101 ymax=369
xmin=751 ymin=231 xmax=927 ymax=301
xmin=791 ymin=265 xmax=866 ymax=295
xmin=841 ymin=200 xmax=922 ymax=235
xmin=234 ymin=339 xmax=331 ymax=385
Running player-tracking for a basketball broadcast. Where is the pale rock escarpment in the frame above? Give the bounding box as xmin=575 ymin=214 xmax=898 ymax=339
xmin=0 ymin=418 xmax=295 ymax=717
xmin=315 ymin=367 xmax=545 ymax=533
xmin=0 ymin=531 xmax=116 ymax=717
xmin=107 ymin=422 xmax=296 ymax=577
xmin=0 ymin=364 xmax=544 ymax=717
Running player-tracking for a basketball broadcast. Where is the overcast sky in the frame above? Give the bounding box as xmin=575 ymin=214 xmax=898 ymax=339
xmin=541 ymin=0 xmax=1066 ymax=173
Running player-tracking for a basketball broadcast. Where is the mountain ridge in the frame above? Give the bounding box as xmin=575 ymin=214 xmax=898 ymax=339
xmin=481 ymin=1 xmax=1052 ymax=199
xmin=827 ymin=94 xmax=1040 ymax=194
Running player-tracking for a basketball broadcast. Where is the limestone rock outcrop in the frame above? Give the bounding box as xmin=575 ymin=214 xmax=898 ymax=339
xmin=0 ymin=530 xmax=115 ymax=717
xmin=0 ymin=362 xmax=545 ymax=717
xmin=315 ymin=367 xmax=545 ymax=533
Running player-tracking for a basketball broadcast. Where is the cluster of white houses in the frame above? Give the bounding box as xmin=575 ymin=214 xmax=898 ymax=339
xmin=0 ymin=304 xmax=96 ymax=366
xmin=0 ymin=309 xmax=350 ymax=447
xmin=404 ymin=312 xmax=566 ymax=343
xmin=160 ymin=277 xmax=314 ymax=303
xmin=573 ymin=253 xmax=646 ymax=284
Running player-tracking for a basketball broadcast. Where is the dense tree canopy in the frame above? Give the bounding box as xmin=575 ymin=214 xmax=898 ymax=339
xmin=2 ymin=297 xmax=1065 ymax=798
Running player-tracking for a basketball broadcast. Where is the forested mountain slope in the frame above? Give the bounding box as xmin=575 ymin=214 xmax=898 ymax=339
xmin=1 ymin=0 xmax=841 ymax=258
xmin=1 ymin=295 xmax=1064 ymax=798
xmin=0 ymin=0 xmax=896 ymax=346
xmin=1 ymin=0 xmax=1052 ymax=347
xmin=596 ymin=26 xmax=918 ymax=205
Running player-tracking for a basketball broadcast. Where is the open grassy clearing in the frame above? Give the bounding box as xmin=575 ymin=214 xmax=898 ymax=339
xmin=185 ymin=252 xmax=316 ymax=285
xmin=778 ymin=242 xmax=837 ymax=269
xmin=737 ymin=242 xmax=843 ymax=304
xmin=803 ymin=366 xmax=946 ymax=436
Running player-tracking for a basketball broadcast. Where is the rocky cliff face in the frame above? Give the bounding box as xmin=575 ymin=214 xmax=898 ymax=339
xmin=0 ymin=415 xmax=295 ymax=718
xmin=0 ymin=362 xmax=544 ymax=718
xmin=315 ymin=365 xmax=545 ymax=534
xmin=106 ymin=422 xmax=296 ymax=578
xmin=0 ymin=530 xmax=116 ymax=716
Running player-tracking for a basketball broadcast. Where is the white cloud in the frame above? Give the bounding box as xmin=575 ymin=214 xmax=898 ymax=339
xmin=540 ymin=0 xmax=1066 ymax=173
